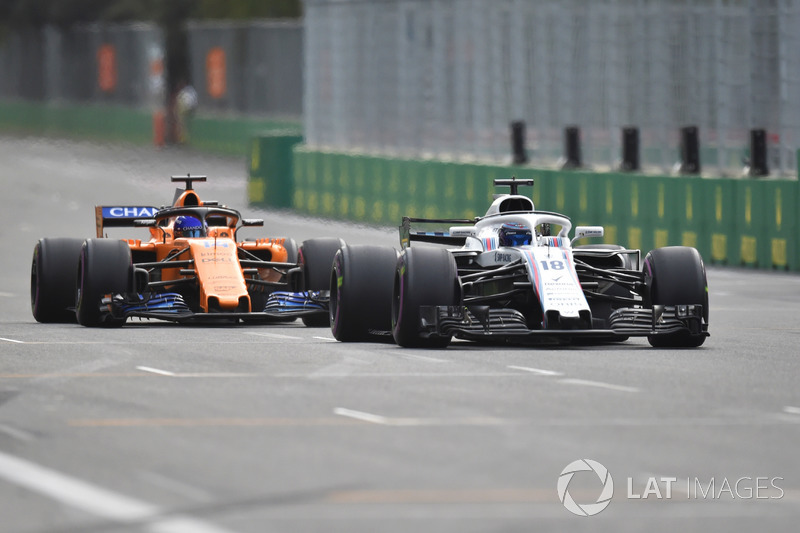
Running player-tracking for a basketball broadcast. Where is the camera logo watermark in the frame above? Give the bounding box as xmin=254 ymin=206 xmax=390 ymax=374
xmin=557 ymin=459 xmax=614 ymax=517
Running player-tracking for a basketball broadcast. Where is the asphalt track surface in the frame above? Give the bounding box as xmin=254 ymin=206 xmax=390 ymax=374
xmin=1 ymin=135 xmax=799 ymax=532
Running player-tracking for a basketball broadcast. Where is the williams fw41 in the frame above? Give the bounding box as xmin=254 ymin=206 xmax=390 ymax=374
xmin=31 ymin=175 xmax=342 ymax=326
xmin=329 ymin=178 xmax=709 ymax=348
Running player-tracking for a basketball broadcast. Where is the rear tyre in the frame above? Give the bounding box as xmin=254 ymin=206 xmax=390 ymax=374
xmin=76 ymin=239 xmax=133 ymax=327
xmin=644 ymin=246 xmax=708 ymax=348
xmin=330 ymin=245 xmax=398 ymax=342
xmin=392 ymin=247 xmax=459 ymax=348
xmin=31 ymin=238 xmax=84 ymax=323
xmin=298 ymin=237 xmax=345 ymax=327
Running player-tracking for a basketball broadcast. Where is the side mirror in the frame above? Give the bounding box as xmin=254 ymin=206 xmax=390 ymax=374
xmin=572 ymin=225 xmax=604 ymax=245
xmin=241 ymin=219 xmax=264 ymax=227
xmin=133 ymin=219 xmax=156 ymax=227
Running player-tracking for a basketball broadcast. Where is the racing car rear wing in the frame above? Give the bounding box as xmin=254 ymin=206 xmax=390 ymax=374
xmin=95 ymin=206 xmax=158 ymax=237
xmin=400 ymin=216 xmax=476 ymax=249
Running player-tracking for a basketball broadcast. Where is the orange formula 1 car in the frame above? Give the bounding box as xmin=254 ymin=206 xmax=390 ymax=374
xmin=31 ymin=175 xmax=342 ymax=327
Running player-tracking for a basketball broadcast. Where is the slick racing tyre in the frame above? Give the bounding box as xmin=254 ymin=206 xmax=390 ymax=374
xmin=76 ymin=239 xmax=133 ymax=327
xmin=330 ymin=245 xmax=398 ymax=342
xmin=298 ymin=237 xmax=345 ymax=327
xmin=392 ymin=246 xmax=460 ymax=348
xmin=31 ymin=238 xmax=84 ymax=323
xmin=643 ymin=246 xmax=708 ymax=348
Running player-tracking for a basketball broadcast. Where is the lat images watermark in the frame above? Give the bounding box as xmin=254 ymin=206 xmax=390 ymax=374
xmin=557 ymin=460 xmax=785 ymax=517
xmin=557 ymin=459 xmax=614 ymax=517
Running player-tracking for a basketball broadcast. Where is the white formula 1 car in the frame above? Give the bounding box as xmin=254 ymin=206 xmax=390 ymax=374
xmin=329 ymin=178 xmax=708 ymax=348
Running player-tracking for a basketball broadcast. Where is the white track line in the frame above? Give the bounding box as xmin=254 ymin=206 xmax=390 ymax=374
xmin=0 ymin=450 xmax=236 ymax=533
xmin=508 ymin=366 xmax=563 ymax=376
xmin=783 ymin=406 xmax=800 ymax=415
xmin=313 ymin=336 xmax=337 ymax=342
xmin=333 ymin=408 xmax=390 ymax=425
xmin=558 ymin=378 xmax=640 ymax=393
xmin=241 ymin=332 xmax=301 ymax=340
xmin=136 ymin=366 xmax=176 ymax=377
xmin=0 ymin=337 xmax=25 ymax=344
xmin=0 ymin=424 xmax=35 ymax=442
xmin=400 ymin=353 xmax=451 ymax=363
xmin=333 ymin=408 xmax=509 ymax=427
xmin=135 ymin=367 xmax=255 ymax=379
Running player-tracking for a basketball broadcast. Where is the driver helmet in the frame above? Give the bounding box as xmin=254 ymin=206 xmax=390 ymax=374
xmin=174 ymin=216 xmax=205 ymax=238
xmin=498 ymin=222 xmax=532 ymax=247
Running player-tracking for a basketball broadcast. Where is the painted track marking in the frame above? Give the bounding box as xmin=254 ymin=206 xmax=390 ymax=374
xmin=242 ymin=332 xmax=301 ymax=340
xmin=136 ymin=366 xmax=176 ymax=377
xmin=0 ymin=337 xmax=25 ymax=344
xmin=507 ymin=365 xmax=563 ymax=376
xmin=333 ymin=408 xmax=390 ymax=425
xmin=0 ymin=450 xmax=237 ymax=533
xmin=0 ymin=423 xmax=35 ymax=442
xmin=400 ymin=353 xmax=451 ymax=363
xmin=134 ymin=367 xmax=256 ymax=378
xmin=558 ymin=378 xmax=640 ymax=393
xmin=333 ymin=408 xmax=509 ymax=427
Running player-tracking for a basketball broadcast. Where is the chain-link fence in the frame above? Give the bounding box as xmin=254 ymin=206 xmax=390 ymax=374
xmin=186 ymin=20 xmax=303 ymax=117
xmin=303 ymin=0 xmax=800 ymax=177
xmin=0 ymin=23 xmax=165 ymax=108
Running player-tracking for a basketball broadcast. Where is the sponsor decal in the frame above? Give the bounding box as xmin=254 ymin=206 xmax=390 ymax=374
xmin=103 ymin=206 xmax=157 ymax=218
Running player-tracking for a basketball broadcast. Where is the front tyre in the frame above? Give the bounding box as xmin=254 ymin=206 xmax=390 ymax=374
xmin=298 ymin=237 xmax=345 ymax=327
xmin=330 ymin=245 xmax=398 ymax=342
xmin=644 ymin=246 xmax=708 ymax=348
xmin=76 ymin=239 xmax=133 ymax=327
xmin=31 ymin=238 xmax=84 ymax=323
xmin=392 ymin=247 xmax=459 ymax=348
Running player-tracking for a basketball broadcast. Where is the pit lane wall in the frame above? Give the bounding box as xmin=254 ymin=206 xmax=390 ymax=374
xmin=249 ymin=140 xmax=800 ymax=272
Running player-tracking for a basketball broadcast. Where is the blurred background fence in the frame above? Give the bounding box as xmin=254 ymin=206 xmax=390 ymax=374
xmin=186 ymin=20 xmax=303 ymax=117
xmin=0 ymin=23 xmax=164 ymax=108
xmin=0 ymin=20 xmax=302 ymax=117
xmin=2 ymin=0 xmax=800 ymax=177
xmin=303 ymin=0 xmax=800 ymax=177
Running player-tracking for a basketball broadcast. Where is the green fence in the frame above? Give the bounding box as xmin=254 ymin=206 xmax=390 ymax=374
xmin=0 ymin=99 xmax=301 ymax=156
xmin=249 ymin=140 xmax=800 ymax=271
xmin=248 ymin=132 xmax=303 ymax=207
xmin=0 ymin=100 xmax=155 ymax=144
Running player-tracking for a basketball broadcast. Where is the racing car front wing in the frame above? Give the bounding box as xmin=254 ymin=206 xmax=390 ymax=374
xmin=98 ymin=290 xmax=329 ymax=324
xmin=419 ymin=304 xmax=708 ymax=343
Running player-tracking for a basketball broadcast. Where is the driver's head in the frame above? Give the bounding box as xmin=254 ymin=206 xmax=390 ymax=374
xmin=498 ymin=222 xmax=532 ymax=247
xmin=174 ymin=216 xmax=205 ymax=238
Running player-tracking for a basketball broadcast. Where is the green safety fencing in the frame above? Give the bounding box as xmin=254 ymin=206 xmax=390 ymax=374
xmin=0 ymin=100 xmax=154 ymax=144
xmin=249 ymin=138 xmax=800 ymax=271
xmin=188 ymin=115 xmax=301 ymax=156
xmin=0 ymin=99 xmax=301 ymax=156
xmin=248 ymin=132 xmax=303 ymax=208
